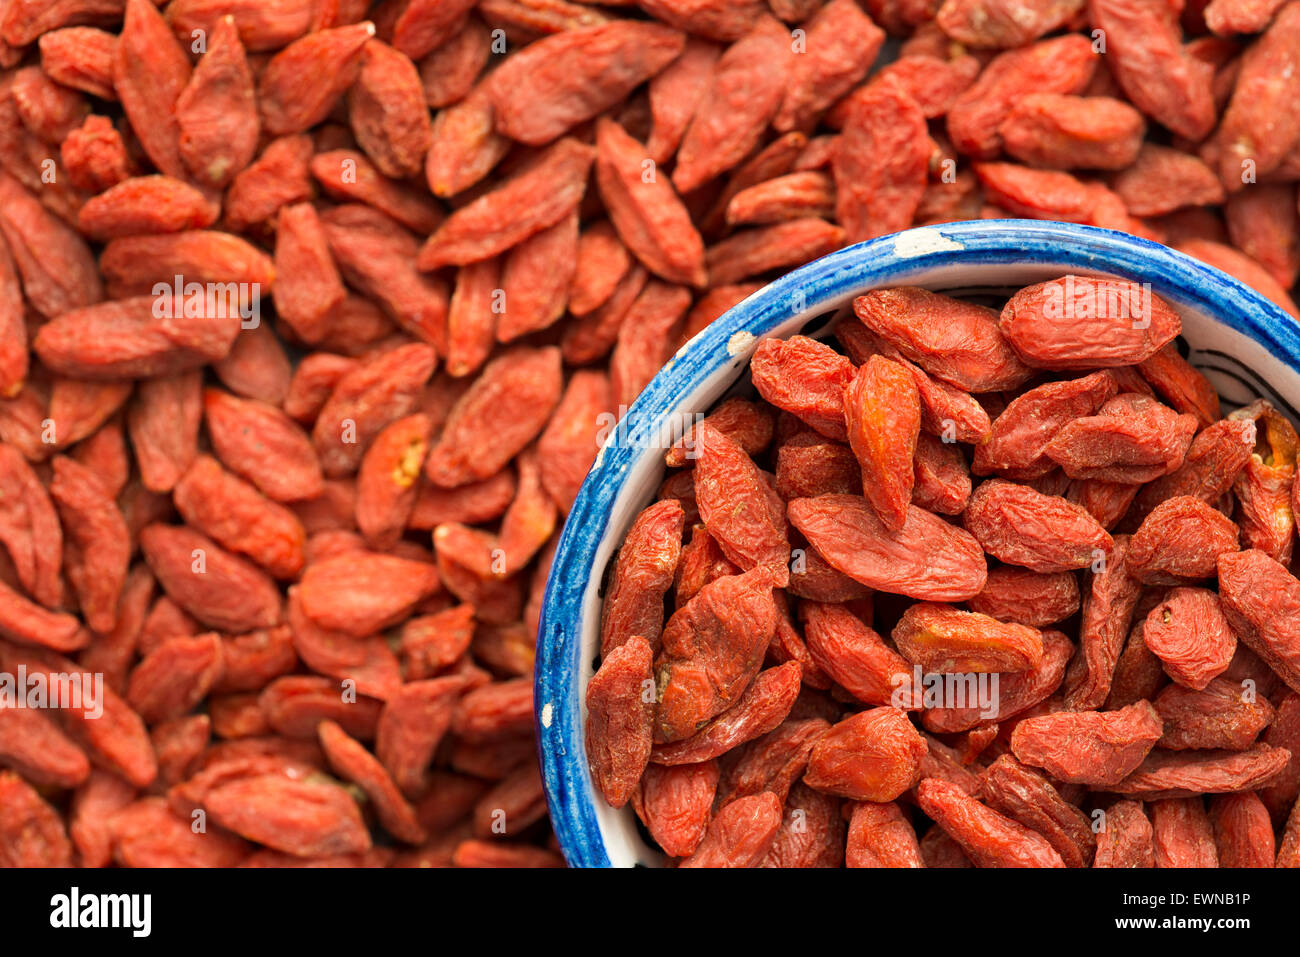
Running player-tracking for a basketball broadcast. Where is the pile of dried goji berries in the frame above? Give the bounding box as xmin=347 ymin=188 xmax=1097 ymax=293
xmin=0 ymin=0 xmax=1298 ymax=869
xmin=589 ymin=276 xmax=1300 ymax=867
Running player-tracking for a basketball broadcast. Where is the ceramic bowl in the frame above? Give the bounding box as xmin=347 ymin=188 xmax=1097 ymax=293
xmin=534 ymin=218 xmax=1300 ymax=867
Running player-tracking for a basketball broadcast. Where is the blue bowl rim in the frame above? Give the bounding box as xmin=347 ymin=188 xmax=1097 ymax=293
xmin=534 ymin=218 xmax=1300 ymax=868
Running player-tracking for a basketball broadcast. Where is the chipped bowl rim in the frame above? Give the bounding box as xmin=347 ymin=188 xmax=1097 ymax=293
xmin=534 ymin=218 xmax=1300 ymax=868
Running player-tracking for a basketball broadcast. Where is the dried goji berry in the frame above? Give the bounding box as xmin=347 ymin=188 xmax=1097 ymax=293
xmin=585 ymin=635 xmax=655 ymax=807
xmin=804 ymin=707 xmax=926 ymax=802
xmin=790 ymin=493 xmax=988 ymax=601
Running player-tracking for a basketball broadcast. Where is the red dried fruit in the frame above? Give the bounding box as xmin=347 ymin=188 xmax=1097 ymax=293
xmin=1063 ymin=535 xmax=1144 ymax=710
xmin=981 ymin=755 xmax=1097 ymax=868
xmin=0 ymin=172 xmax=102 ymax=318
xmin=1230 ymin=398 xmax=1299 ymax=565
xmin=298 ymin=550 xmax=439 ymax=638
xmin=0 ymin=643 xmax=157 ymax=789
xmin=855 ymin=287 xmax=1032 ymax=393
xmin=1217 ymin=549 xmax=1300 ymax=694
xmin=654 ymin=567 xmax=777 ymax=743
xmin=1131 ymin=417 xmax=1258 ymax=523
xmin=708 ymin=217 xmax=848 ymax=286
xmin=0 ymin=701 xmax=89 ymax=790
xmin=1000 ymin=276 xmax=1182 ymax=370
xmin=318 ymin=719 xmax=425 ymax=844
xmin=128 ymin=633 xmax=225 ymax=725
xmin=347 ymin=40 xmax=431 ymax=180
xmin=893 ymin=602 xmax=1044 ymax=674
xmin=69 ymin=770 xmax=135 ymax=868
xmin=677 ymin=791 xmax=784 ymax=868
xmin=789 ymin=493 xmax=987 ymax=601
xmin=947 ymin=34 xmax=1096 ymax=159
xmin=1156 ymin=677 xmax=1274 ymax=751
xmin=599 ymin=500 xmax=685 ymax=658
xmin=750 ymin=336 xmax=854 ymax=441
xmin=1045 ymin=394 xmax=1197 ymax=484
xmin=0 ymin=442 xmax=62 ymax=608
xmin=720 ymin=716 xmax=827 ymax=806
xmin=832 ymin=85 xmax=929 ymax=243
xmin=259 ymin=676 xmax=383 ymax=741
xmin=968 ymin=567 xmax=1081 ymax=628
xmin=1212 ymin=2 xmax=1300 ymax=188
xmin=419 ymin=138 xmax=594 ymax=270
xmin=114 ymin=0 xmax=192 ymax=179
xmin=1127 ymin=496 xmax=1239 ymax=584
xmin=937 ymin=0 xmax=1083 ymax=48
xmin=1279 ymin=798 xmax=1300 ymax=867
xmin=651 ymin=662 xmax=801 ymax=765
xmin=319 ymin=205 xmax=449 ymax=348
xmin=843 ymin=355 xmax=920 ymax=532
xmin=608 ymin=280 xmax=692 ymax=408
xmin=672 ymin=16 xmax=789 ymax=194
xmin=1010 ymin=700 xmax=1162 ymax=785
xmin=775 ymin=0 xmax=884 ymax=133
xmin=425 ymin=346 xmax=562 ymax=489
xmin=965 ymin=478 xmax=1113 ymax=573
xmin=1210 ymin=792 xmax=1275 ymax=868
xmin=911 ymin=431 xmax=972 ymax=516
xmin=916 ymin=777 xmax=1065 ymax=867
xmin=417 ymin=16 xmax=489 ymax=108
xmin=203 ymin=773 xmax=371 ymax=858
xmin=596 ymin=118 xmax=706 ymax=288
xmin=692 ymin=422 xmax=789 ymax=584
xmin=1090 ymin=0 xmax=1217 ymax=142
xmin=802 ymin=601 xmax=911 ymax=708
xmin=776 ymin=437 xmax=861 ymax=501
xmin=1106 ymin=622 xmax=1167 ymax=711
xmin=725 ymin=171 xmax=835 ymax=227
xmin=667 ymin=398 xmax=773 ymax=471
xmin=202 ymin=388 xmax=323 ymax=504
xmin=37 ymin=28 xmax=118 ymax=101
xmin=758 ymin=780 xmax=845 ymax=868
xmin=1113 ymin=145 xmax=1226 ymax=219
xmin=1093 ymin=799 xmax=1155 ymax=868
xmin=804 ymin=707 xmax=926 ymax=801
xmin=141 ymin=524 xmax=282 ymax=634
xmin=175 ymin=455 xmax=307 ymax=580
xmin=176 ymin=15 xmax=258 ymax=188
xmin=1109 ymin=744 xmax=1292 ymax=800
xmin=374 ymin=677 xmax=464 ymax=802
xmin=585 ymin=635 xmax=655 ymax=807
xmin=633 ymin=761 xmax=718 ymax=858
xmin=76 ymin=175 xmax=219 ymax=241
xmin=976 ymin=371 xmax=1118 ymax=479
xmin=355 ymin=414 xmax=429 ymax=550
xmin=568 ymin=221 xmax=631 ymax=318
xmin=1144 ymin=587 xmax=1239 ymax=691
xmin=674 ymin=525 xmax=738 ymax=607
xmin=1151 ymin=797 xmax=1219 ymax=868
xmin=313 ymin=342 xmax=437 ymax=479
xmin=259 ymin=22 xmax=375 ymax=135
xmin=845 ymin=800 xmax=923 ymax=868
xmin=424 ymin=86 xmax=509 ymax=200
xmin=164 ymin=0 xmax=316 ymax=52
xmin=489 ymin=21 xmax=684 ymax=146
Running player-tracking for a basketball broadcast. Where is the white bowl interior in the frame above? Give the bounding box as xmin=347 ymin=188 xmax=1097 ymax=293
xmin=570 ymin=258 xmax=1300 ymax=867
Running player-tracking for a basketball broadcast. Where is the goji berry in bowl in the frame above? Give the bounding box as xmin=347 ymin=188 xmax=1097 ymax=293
xmin=535 ymin=218 xmax=1300 ymax=867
